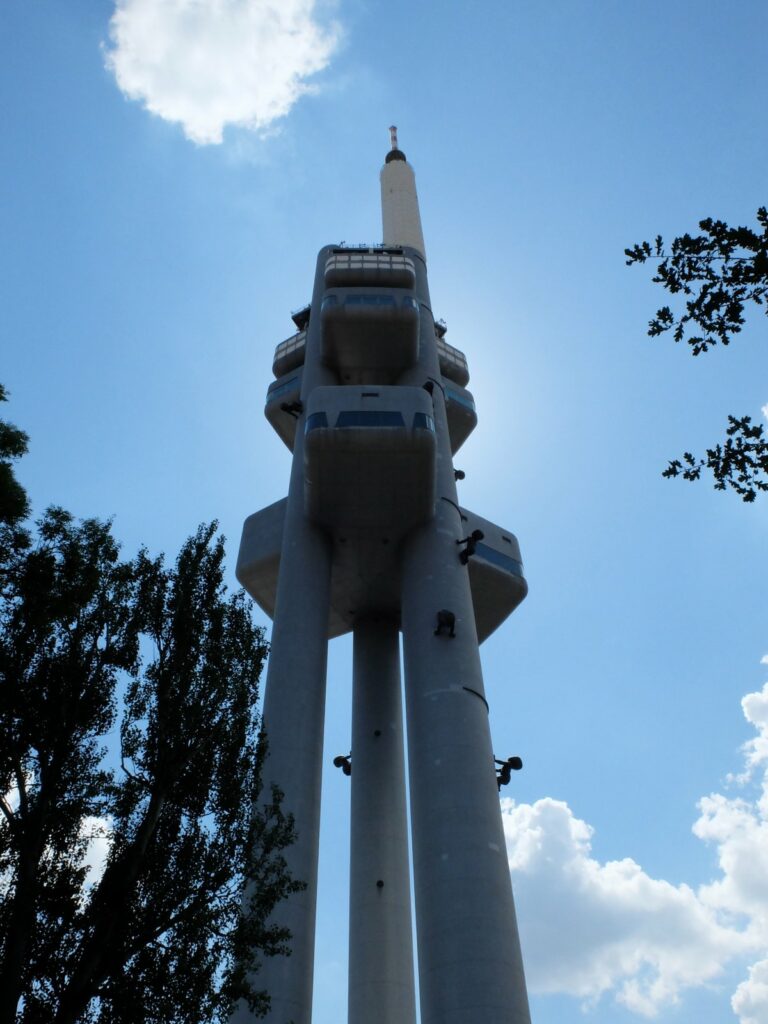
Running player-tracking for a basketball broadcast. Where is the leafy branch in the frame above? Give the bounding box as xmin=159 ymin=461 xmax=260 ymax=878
xmin=663 ymin=415 xmax=768 ymax=502
xmin=625 ymin=207 xmax=768 ymax=354
xmin=627 ymin=209 xmax=768 ymax=501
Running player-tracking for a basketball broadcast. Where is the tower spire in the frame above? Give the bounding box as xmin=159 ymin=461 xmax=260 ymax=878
xmin=380 ymin=125 xmax=426 ymax=258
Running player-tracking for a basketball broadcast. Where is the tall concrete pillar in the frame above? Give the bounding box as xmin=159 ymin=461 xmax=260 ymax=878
xmin=232 ymin=258 xmax=337 ymax=1024
xmin=399 ymin=285 xmax=531 ymax=1023
xmin=348 ymin=618 xmax=416 ymax=1024
xmin=231 ymin=441 xmax=332 ymax=1024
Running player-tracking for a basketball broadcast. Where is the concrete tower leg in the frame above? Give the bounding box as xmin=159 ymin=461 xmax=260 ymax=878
xmin=399 ymin=382 xmax=530 ymax=1024
xmin=401 ymin=525 xmax=530 ymax=1024
xmin=348 ymin=618 xmax=416 ymax=1024
xmin=231 ymin=444 xmax=333 ymax=1024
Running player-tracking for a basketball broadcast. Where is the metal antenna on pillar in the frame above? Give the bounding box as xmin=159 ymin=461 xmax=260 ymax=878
xmin=389 ymin=124 xmax=398 ymax=150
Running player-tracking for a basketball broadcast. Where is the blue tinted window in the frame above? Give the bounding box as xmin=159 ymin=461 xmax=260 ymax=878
xmin=344 ymin=294 xmax=396 ymax=307
xmin=321 ymin=295 xmax=338 ymax=311
xmin=474 ymin=542 xmax=523 ymax=577
xmin=305 ymin=412 xmax=328 ymax=432
xmin=335 ymin=411 xmax=405 ymax=428
xmin=412 ymin=412 xmax=435 ymax=431
xmin=266 ymin=376 xmax=299 ymax=402
xmin=445 ymin=388 xmax=476 ymax=412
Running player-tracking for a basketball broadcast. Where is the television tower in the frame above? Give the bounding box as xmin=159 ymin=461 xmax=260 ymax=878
xmin=234 ymin=131 xmax=531 ymax=1024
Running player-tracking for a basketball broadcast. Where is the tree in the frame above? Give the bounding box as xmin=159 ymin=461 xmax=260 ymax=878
xmin=0 ymin=396 xmax=299 ymax=1023
xmin=0 ymin=385 xmax=30 ymax=528
xmin=626 ymin=207 xmax=768 ymax=501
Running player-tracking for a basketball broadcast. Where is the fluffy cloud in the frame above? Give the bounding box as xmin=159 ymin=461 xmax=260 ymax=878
xmin=104 ymin=0 xmax=340 ymax=144
xmin=733 ymin=959 xmax=768 ymax=1024
xmin=695 ymin=685 xmax=768 ymax=926
xmin=80 ymin=815 xmax=112 ymax=890
xmin=503 ymin=678 xmax=768 ymax=1020
xmin=503 ymin=798 xmax=751 ymax=1016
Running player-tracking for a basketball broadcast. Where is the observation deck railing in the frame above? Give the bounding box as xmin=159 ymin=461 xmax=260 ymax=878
xmin=272 ymin=330 xmax=307 ymax=379
xmin=436 ymin=336 xmax=470 ymax=387
xmin=325 ymin=251 xmax=415 ymax=289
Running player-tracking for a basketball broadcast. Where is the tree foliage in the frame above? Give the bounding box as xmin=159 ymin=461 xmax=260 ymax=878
xmin=0 ymin=385 xmax=30 ymax=528
xmin=0 ymin=395 xmax=300 ymax=1023
xmin=626 ymin=208 xmax=768 ymax=500
xmin=662 ymin=415 xmax=768 ymax=503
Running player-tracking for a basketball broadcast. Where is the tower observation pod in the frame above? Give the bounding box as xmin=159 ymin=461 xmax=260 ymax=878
xmin=233 ymin=129 xmax=531 ymax=1024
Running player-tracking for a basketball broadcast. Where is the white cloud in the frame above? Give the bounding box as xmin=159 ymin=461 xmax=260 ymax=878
xmin=2 ymin=797 xmax=110 ymax=896
xmin=504 ymin=676 xmax=768 ymax=1020
xmin=80 ymin=815 xmax=112 ymax=891
xmin=761 ymin=404 xmax=768 ymax=423
xmin=695 ymin=685 xmax=768 ymax=922
xmin=504 ymin=797 xmax=751 ymax=1017
xmin=104 ymin=0 xmax=341 ymax=144
xmin=732 ymin=958 xmax=768 ymax=1024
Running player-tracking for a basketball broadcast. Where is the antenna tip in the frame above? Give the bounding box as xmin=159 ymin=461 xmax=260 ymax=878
xmin=385 ymin=124 xmax=406 ymax=163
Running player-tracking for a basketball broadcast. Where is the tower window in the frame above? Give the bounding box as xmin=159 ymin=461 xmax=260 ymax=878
xmin=335 ymin=411 xmax=405 ymax=428
xmin=305 ymin=412 xmax=329 ymax=432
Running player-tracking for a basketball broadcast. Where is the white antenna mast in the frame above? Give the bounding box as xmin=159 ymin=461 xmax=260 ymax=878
xmin=380 ymin=124 xmax=426 ymax=258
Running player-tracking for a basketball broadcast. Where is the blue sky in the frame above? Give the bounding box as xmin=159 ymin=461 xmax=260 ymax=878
xmin=2 ymin=2 xmax=768 ymax=1022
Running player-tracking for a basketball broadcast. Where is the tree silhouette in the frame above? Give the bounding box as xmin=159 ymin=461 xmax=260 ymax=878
xmin=626 ymin=208 xmax=768 ymax=501
xmin=0 ymin=392 xmax=300 ymax=1023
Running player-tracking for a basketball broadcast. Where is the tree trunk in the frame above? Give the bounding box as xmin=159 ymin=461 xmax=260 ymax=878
xmin=53 ymin=788 xmax=168 ymax=1024
xmin=0 ymin=818 xmax=46 ymax=1024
